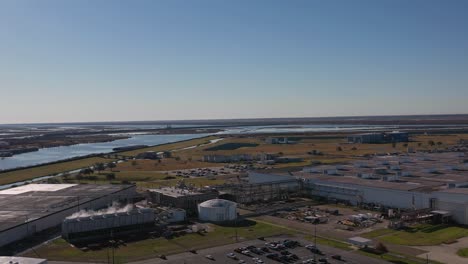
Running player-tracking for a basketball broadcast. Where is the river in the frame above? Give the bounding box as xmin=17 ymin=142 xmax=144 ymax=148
xmin=0 ymin=133 xmax=208 ymax=171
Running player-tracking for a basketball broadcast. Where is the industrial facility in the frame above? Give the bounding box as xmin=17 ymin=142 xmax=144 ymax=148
xmin=248 ymin=152 xmax=468 ymax=225
xmin=146 ymin=186 xmax=219 ymax=214
xmin=62 ymin=206 xmax=155 ymax=242
xmin=198 ymin=199 xmax=237 ymax=222
xmin=0 ymin=184 xmax=136 ymax=247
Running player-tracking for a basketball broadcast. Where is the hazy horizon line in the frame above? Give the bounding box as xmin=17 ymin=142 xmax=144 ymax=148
xmin=2 ymin=113 xmax=468 ymax=126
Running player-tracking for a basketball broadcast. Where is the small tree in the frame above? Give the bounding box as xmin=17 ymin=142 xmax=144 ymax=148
xmin=94 ymin=163 xmax=106 ymax=173
xmin=376 ymin=242 xmax=388 ymax=253
xmin=428 ymin=140 xmax=435 ymax=147
xmin=131 ymin=160 xmax=138 ymax=166
xmin=336 ymin=146 xmax=343 ymax=151
xmin=106 ymin=173 xmax=116 ymax=181
xmin=108 ymin=162 xmax=116 ymax=171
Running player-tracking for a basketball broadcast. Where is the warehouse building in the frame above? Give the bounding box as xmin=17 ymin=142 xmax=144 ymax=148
xmin=250 ymin=152 xmax=468 ymax=224
xmin=0 ymin=184 xmax=136 ymax=248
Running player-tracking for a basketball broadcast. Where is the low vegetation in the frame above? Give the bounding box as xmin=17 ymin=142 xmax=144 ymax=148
xmin=365 ymin=225 xmax=468 ymax=246
xmin=457 ymin=248 xmax=468 ymax=258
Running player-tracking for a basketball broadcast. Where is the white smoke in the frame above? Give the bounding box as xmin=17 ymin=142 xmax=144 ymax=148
xmin=67 ymin=202 xmax=134 ymax=219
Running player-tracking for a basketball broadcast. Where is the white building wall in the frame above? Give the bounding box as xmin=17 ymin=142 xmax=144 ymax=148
xmin=198 ymin=204 xmax=237 ymax=222
xmin=433 ymin=192 xmax=468 ymax=225
xmin=305 ymin=179 xmax=430 ymax=209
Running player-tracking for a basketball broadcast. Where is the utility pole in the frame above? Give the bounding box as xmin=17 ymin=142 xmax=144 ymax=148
xmin=234 ymin=217 xmax=238 ymax=242
xmin=313 ymin=224 xmax=317 ymax=262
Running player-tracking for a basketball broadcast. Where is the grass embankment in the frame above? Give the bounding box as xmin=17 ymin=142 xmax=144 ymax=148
xmin=25 ymin=221 xmax=293 ymax=263
xmin=0 ymin=157 xmax=114 ymax=185
xmin=118 ymin=136 xmax=217 ymax=156
xmin=362 ymin=225 xmax=468 ymax=246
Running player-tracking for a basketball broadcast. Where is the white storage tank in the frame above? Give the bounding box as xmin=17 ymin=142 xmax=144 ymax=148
xmin=198 ymin=199 xmax=237 ymax=222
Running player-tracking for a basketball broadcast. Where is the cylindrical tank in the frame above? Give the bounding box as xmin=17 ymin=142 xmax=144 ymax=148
xmin=198 ymin=199 xmax=237 ymax=222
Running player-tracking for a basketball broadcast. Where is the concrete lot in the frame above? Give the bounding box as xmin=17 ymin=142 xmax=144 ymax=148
xmin=129 ymin=236 xmax=390 ymax=264
xmin=415 ymin=236 xmax=468 ymax=264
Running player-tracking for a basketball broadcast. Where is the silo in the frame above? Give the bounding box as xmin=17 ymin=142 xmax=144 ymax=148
xmin=197 ymin=199 xmax=237 ymax=222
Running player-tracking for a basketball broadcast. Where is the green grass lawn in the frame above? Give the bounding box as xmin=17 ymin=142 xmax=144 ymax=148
xmin=357 ymin=249 xmax=442 ymax=264
xmin=367 ymin=225 xmax=468 ymax=246
xmin=457 ymin=248 xmax=468 ymax=258
xmin=24 ymin=220 xmax=293 ymax=263
xmin=303 ymin=235 xmax=352 ymax=251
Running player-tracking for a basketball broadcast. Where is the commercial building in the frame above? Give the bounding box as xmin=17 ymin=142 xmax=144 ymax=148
xmin=0 ymin=184 xmax=136 ymax=248
xmin=146 ymin=187 xmax=219 ymax=214
xmin=198 ymin=199 xmax=237 ymax=222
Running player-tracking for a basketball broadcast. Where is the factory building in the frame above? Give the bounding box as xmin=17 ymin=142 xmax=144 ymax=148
xmin=62 ymin=207 xmax=155 ymax=242
xmin=0 ymin=184 xmax=136 ymax=248
xmin=250 ymin=152 xmax=468 ymax=225
xmin=146 ymin=187 xmax=219 ymax=214
xmin=198 ymin=199 xmax=237 ymax=222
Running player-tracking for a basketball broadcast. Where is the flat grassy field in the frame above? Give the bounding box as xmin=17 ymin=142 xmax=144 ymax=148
xmin=0 ymin=157 xmax=115 ymax=185
xmin=363 ymin=225 xmax=468 ymax=246
xmin=24 ymin=221 xmax=294 ymax=263
xmin=357 ymin=249 xmax=442 ymax=264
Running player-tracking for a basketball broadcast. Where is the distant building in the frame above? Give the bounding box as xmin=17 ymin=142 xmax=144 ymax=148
xmin=136 ymin=151 xmax=160 ymax=160
xmin=265 ymin=137 xmax=296 ymax=144
xmin=387 ymin=131 xmax=409 ymax=142
xmin=0 ymin=141 xmax=9 ymax=147
xmin=203 ymin=154 xmax=253 ymax=163
xmin=347 ymin=131 xmax=409 ymax=144
xmin=347 ymin=133 xmax=385 ymax=144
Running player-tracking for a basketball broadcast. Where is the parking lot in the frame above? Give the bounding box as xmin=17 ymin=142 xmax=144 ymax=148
xmin=134 ymin=236 xmax=390 ymax=264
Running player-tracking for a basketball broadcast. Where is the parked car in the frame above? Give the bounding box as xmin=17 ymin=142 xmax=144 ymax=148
xmin=227 ymin=253 xmax=237 ymax=259
xmin=205 ymin=255 xmax=215 ymax=260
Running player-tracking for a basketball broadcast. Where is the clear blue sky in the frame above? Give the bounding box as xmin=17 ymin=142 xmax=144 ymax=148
xmin=1 ymin=0 xmax=468 ymax=124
